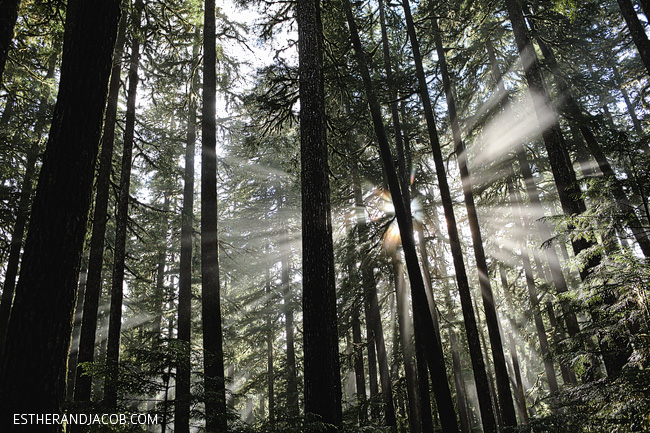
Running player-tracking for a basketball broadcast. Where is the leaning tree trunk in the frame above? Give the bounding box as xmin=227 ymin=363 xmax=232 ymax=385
xmin=201 ymin=0 xmax=227 ymax=430
xmin=104 ymin=0 xmax=143 ymax=408
xmin=174 ymin=24 xmax=199 ymax=433
xmin=72 ymin=4 xmax=128 ymax=410
xmin=0 ymin=0 xmax=122 ymax=429
xmin=399 ymin=1 xmax=497 ymax=431
xmin=431 ymin=15 xmax=517 ymax=429
xmin=344 ymin=2 xmax=460 ymax=432
xmin=617 ymin=0 xmax=650 ymax=77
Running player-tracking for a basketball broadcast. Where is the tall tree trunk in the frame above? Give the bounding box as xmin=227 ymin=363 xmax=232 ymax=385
xmin=617 ymin=0 xmax=650 ymax=76
xmin=297 ymin=0 xmax=343 ymax=429
xmin=398 ymin=1 xmax=496 ymax=431
xmin=0 ymin=0 xmax=122 ymax=429
xmin=0 ymin=43 xmax=58 ymax=355
xmin=507 ymin=332 xmax=529 ymax=424
xmin=344 ymin=2 xmax=460 ymax=432
xmin=431 ymin=15 xmax=517 ymax=429
xmin=175 ymin=24 xmax=199 ymax=433
xmin=202 ymin=0 xmax=227 ymax=430
xmin=0 ymin=0 xmax=21 ymax=81
xmin=104 ymin=0 xmax=143 ymax=407
xmin=72 ymin=4 xmax=128 ymax=408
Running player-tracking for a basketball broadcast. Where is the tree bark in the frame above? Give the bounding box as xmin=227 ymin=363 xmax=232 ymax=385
xmin=72 ymin=4 xmax=128 ymax=408
xmin=202 ymin=0 xmax=227 ymax=430
xmin=0 ymin=0 xmax=122 ymax=429
xmin=175 ymin=24 xmax=199 ymax=433
xmin=104 ymin=0 xmax=143 ymax=408
xmin=297 ymin=0 xmax=343 ymax=429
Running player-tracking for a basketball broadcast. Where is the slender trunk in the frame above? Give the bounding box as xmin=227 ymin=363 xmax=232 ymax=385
xmin=401 ymin=1 xmax=495 ymax=431
xmin=392 ymin=257 xmax=422 ymax=433
xmin=0 ymin=45 xmax=59 ymax=354
xmin=104 ymin=0 xmax=143 ymax=407
xmin=617 ymin=0 xmax=650 ymax=76
xmin=432 ymin=16 xmax=517 ymax=429
xmin=297 ymin=0 xmax=342 ymax=428
xmin=175 ymin=26 xmax=198 ymax=433
xmin=0 ymin=0 xmax=122 ymax=428
xmin=546 ymin=302 xmax=577 ymax=385
xmin=345 ymin=2 xmax=459 ymax=431
xmin=202 ymin=0 xmax=227 ymax=430
xmin=73 ymin=4 xmax=128 ymax=407
xmin=366 ymin=311 xmax=380 ymax=422
xmin=0 ymin=0 xmax=21 ymax=81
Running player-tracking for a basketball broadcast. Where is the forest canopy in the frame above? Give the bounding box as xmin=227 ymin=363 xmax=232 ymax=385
xmin=0 ymin=0 xmax=649 ymax=432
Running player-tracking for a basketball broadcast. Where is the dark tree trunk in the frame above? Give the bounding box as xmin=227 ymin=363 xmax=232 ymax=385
xmin=72 ymin=5 xmax=128 ymax=408
xmin=297 ymin=0 xmax=343 ymax=429
xmin=431 ymin=15 xmax=517 ymax=429
xmin=202 ymin=0 xmax=227 ymax=430
xmin=546 ymin=302 xmax=578 ymax=385
xmin=0 ymin=0 xmax=21 ymax=81
xmin=507 ymin=332 xmax=529 ymax=424
xmin=617 ymin=0 xmax=650 ymax=76
xmin=151 ymin=194 xmax=169 ymax=344
xmin=175 ymin=25 xmax=199 ymax=433
xmin=398 ymin=1 xmax=496 ymax=431
xmin=104 ymin=0 xmax=143 ymax=408
xmin=0 ymin=0 xmax=122 ymax=429
xmin=344 ymin=2 xmax=459 ymax=432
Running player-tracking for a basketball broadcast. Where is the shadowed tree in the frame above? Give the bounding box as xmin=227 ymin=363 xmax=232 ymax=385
xmin=0 ymin=0 xmax=122 ymax=429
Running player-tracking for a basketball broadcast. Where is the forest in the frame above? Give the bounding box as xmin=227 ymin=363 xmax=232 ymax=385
xmin=0 ymin=0 xmax=649 ymax=432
